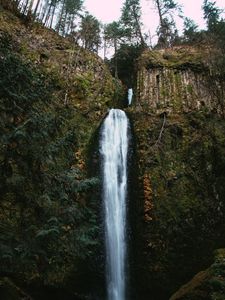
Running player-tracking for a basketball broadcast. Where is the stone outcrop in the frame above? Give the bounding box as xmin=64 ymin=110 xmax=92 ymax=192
xmin=129 ymin=49 xmax=225 ymax=297
xmin=169 ymin=249 xmax=225 ymax=300
xmin=136 ymin=47 xmax=225 ymax=114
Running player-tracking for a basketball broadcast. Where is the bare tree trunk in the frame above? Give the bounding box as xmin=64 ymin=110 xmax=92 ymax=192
xmin=23 ymin=0 xmax=30 ymax=14
xmin=132 ymin=6 xmax=145 ymax=47
xmin=50 ymin=3 xmax=56 ymax=28
xmin=155 ymin=0 xmax=168 ymax=47
xmin=28 ymin=0 xmax=35 ymax=12
xmin=44 ymin=2 xmax=52 ymax=26
xmin=40 ymin=0 xmax=49 ymax=22
xmin=15 ymin=0 xmax=22 ymax=7
xmin=27 ymin=0 xmax=35 ymax=19
xmin=65 ymin=14 xmax=71 ymax=35
xmin=156 ymin=0 xmax=163 ymax=28
xmin=103 ymin=38 xmax=107 ymax=61
xmin=57 ymin=0 xmax=65 ymax=33
xmin=33 ymin=0 xmax=41 ymax=19
xmin=70 ymin=13 xmax=75 ymax=32
xmin=62 ymin=12 xmax=68 ymax=36
xmin=114 ymin=39 xmax=118 ymax=79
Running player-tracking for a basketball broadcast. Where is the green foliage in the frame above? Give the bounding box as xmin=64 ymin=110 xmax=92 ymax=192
xmin=120 ymin=0 xmax=145 ymax=46
xmin=157 ymin=17 xmax=179 ymax=48
xmin=200 ymin=2 xmax=225 ymax=90
xmin=109 ymin=43 xmax=143 ymax=86
xmin=56 ymin=0 xmax=84 ymax=34
xmin=104 ymin=21 xmax=124 ymax=46
xmin=153 ymin=0 xmax=182 ymax=47
xmin=202 ymin=0 xmax=223 ymax=31
xmin=135 ymin=111 xmax=225 ymax=298
xmin=79 ymin=13 xmax=101 ymax=52
xmin=104 ymin=21 xmax=126 ymax=77
xmin=183 ymin=17 xmax=199 ymax=43
xmin=0 ymin=33 xmax=99 ymax=286
xmin=157 ymin=0 xmax=180 ymax=15
xmin=207 ymin=19 xmax=225 ymax=80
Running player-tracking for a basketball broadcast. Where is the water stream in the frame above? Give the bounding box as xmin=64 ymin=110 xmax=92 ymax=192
xmin=100 ymin=109 xmax=129 ymax=300
xmin=128 ymin=88 xmax=133 ymax=106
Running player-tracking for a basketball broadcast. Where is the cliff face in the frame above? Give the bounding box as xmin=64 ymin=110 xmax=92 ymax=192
xmin=0 ymin=7 xmax=120 ymax=300
xmin=136 ymin=47 xmax=225 ymax=115
xmin=130 ymin=47 xmax=225 ymax=300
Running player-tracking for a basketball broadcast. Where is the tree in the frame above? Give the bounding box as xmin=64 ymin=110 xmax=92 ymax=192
xmin=120 ymin=0 xmax=146 ymax=46
xmin=111 ymin=43 xmax=143 ymax=87
xmin=157 ymin=17 xmax=178 ymax=47
xmin=0 ymin=32 xmax=99 ymax=286
xmin=183 ymin=17 xmax=199 ymax=43
xmin=56 ymin=0 xmax=83 ymax=35
xmin=42 ymin=0 xmax=61 ymax=27
xmin=201 ymin=1 xmax=225 ymax=112
xmin=7 ymin=0 xmax=83 ymax=32
xmin=33 ymin=0 xmax=42 ymax=18
xmin=79 ymin=13 xmax=101 ymax=53
xmin=152 ymin=0 xmax=182 ymax=47
xmin=202 ymin=0 xmax=223 ymax=31
xmin=104 ymin=22 xmax=124 ymax=76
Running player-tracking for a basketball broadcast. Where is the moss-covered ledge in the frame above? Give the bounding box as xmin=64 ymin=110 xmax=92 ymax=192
xmin=136 ymin=47 xmax=225 ymax=115
xmin=170 ymin=249 xmax=225 ymax=300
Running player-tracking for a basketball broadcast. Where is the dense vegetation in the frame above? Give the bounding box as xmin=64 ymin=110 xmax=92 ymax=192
xmin=0 ymin=1 xmax=225 ymax=300
xmin=0 ymin=28 xmax=103 ymax=298
xmin=132 ymin=110 xmax=225 ymax=299
xmin=1 ymin=0 xmax=225 ymax=87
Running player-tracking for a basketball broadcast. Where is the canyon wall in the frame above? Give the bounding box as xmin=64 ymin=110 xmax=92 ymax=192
xmin=136 ymin=47 xmax=224 ymax=114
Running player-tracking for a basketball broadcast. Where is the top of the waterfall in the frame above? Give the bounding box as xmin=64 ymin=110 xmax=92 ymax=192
xmin=109 ymin=108 xmax=126 ymax=117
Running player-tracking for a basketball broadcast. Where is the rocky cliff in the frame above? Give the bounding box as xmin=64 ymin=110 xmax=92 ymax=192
xmin=129 ymin=47 xmax=225 ymax=299
xmin=136 ymin=47 xmax=225 ymax=115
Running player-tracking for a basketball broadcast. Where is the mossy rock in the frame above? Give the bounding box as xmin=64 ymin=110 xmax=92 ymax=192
xmin=129 ymin=109 xmax=225 ymax=299
xmin=169 ymin=249 xmax=225 ymax=300
xmin=138 ymin=47 xmax=207 ymax=72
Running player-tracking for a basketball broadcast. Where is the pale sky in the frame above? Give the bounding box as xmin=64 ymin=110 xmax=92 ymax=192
xmin=84 ymin=0 xmax=225 ymax=38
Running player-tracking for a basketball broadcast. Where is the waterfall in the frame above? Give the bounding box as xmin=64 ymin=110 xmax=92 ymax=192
xmin=128 ymin=88 xmax=133 ymax=106
xmin=100 ymin=109 xmax=129 ymax=300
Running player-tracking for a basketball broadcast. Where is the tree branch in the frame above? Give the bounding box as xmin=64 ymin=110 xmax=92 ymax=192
xmin=155 ymin=112 xmax=166 ymax=146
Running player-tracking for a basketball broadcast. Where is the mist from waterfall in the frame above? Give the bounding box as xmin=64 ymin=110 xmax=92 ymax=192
xmin=100 ymin=109 xmax=129 ymax=300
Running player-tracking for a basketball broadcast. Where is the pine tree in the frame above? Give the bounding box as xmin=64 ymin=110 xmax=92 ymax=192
xmin=202 ymin=0 xmax=222 ymax=32
xmin=56 ymin=0 xmax=83 ymax=35
xmin=183 ymin=17 xmax=199 ymax=43
xmin=152 ymin=0 xmax=182 ymax=47
xmin=120 ymin=0 xmax=146 ymax=46
xmin=104 ymin=22 xmax=124 ymax=76
xmin=0 ymin=32 xmax=99 ymax=282
xmin=79 ymin=13 xmax=101 ymax=52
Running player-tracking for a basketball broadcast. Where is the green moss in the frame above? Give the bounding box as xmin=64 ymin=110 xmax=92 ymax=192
xmin=169 ymin=249 xmax=225 ymax=300
xmin=139 ymin=47 xmax=207 ymax=72
xmin=186 ymin=84 xmax=193 ymax=94
xmin=130 ymin=110 xmax=225 ymax=299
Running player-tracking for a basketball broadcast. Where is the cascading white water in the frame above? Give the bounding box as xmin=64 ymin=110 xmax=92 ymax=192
xmin=100 ymin=109 xmax=129 ymax=300
xmin=128 ymin=88 xmax=133 ymax=106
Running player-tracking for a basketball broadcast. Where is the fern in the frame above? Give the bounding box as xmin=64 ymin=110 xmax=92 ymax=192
xmin=36 ymin=228 xmax=60 ymax=239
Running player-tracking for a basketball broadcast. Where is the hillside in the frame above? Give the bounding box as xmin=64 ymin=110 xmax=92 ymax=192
xmin=0 ymin=6 xmax=121 ymax=300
